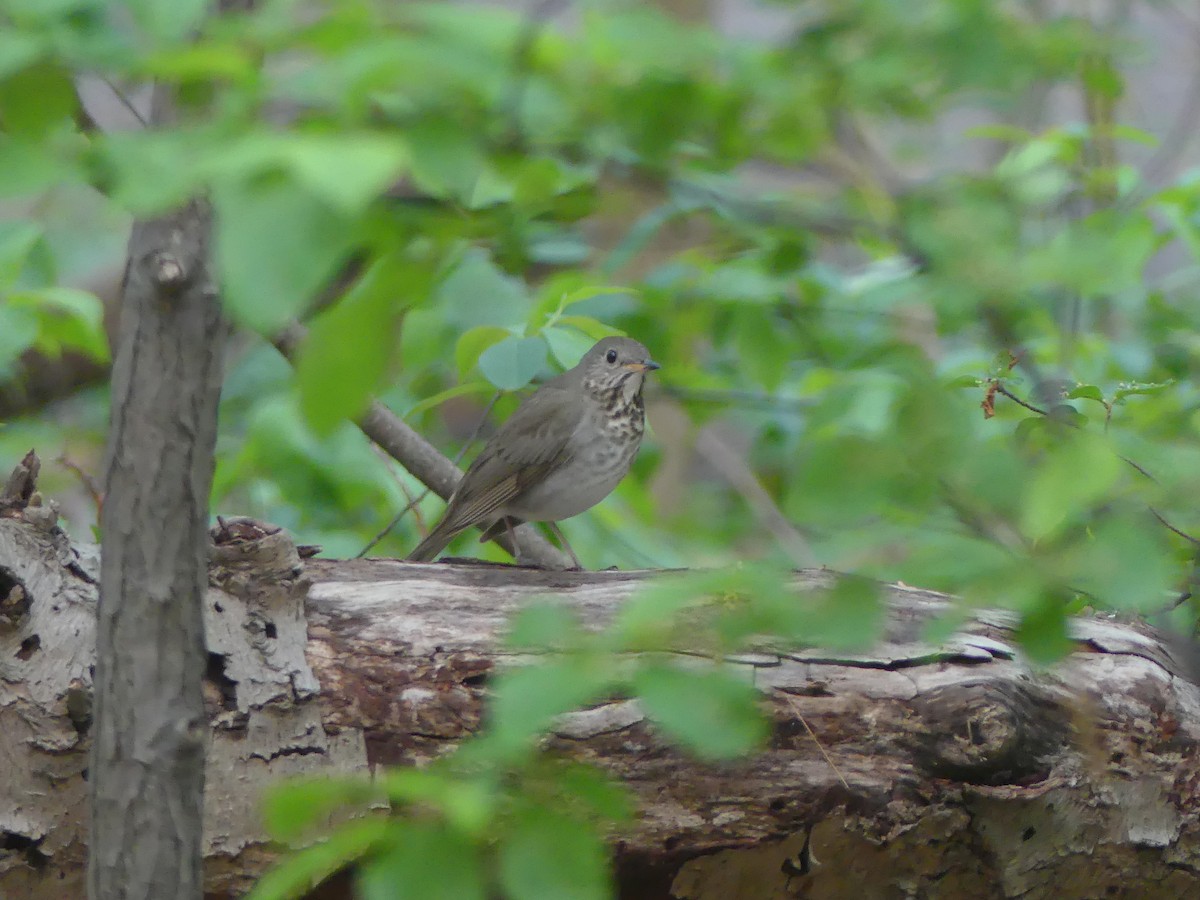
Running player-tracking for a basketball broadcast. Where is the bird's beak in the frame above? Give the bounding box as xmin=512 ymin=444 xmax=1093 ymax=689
xmin=624 ymin=360 xmax=661 ymax=373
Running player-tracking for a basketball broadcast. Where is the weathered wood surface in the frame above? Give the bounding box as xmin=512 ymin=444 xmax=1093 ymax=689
xmin=2 ymin=512 xmax=1200 ymax=899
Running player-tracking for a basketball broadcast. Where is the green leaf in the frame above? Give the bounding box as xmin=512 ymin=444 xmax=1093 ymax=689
xmin=378 ymin=769 xmax=495 ymax=835
xmin=946 ymin=375 xmax=984 ymax=389
xmin=0 ymin=305 xmax=38 ymax=374
xmin=1066 ymin=384 xmax=1105 ymax=402
xmin=0 ymin=220 xmax=43 ymax=288
xmin=1014 ymin=596 xmax=1073 ymax=666
xmin=0 ymin=62 xmax=76 ymax=138
xmin=542 ymin=325 xmax=595 ymax=370
xmin=839 ymin=373 xmax=903 ymax=436
xmin=610 ymin=569 xmax=725 ymax=650
xmin=226 ymin=134 xmax=408 ymax=216
xmin=455 ymin=325 xmax=511 ymax=380
xmin=246 ymin=818 xmax=390 ymax=900
xmin=213 ymin=177 xmax=356 ymax=333
xmin=0 ymin=136 xmax=74 ymax=197
xmin=358 ymin=822 xmax=486 ymax=900
xmin=527 ymin=232 xmax=590 ymax=265
xmin=478 ymin=335 xmax=547 ymax=391
xmin=1113 ymin=380 xmax=1173 ymax=403
xmin=1158 ymin=202 xmax=1200 ymax=260
xmin=8 ymin=287 xmax=109 ymax=361
xmin=436 ymin=250 xmax=528 ymax=328
xmin=405 ymin=381 xmax=494 ymax=419
xmin=499 ymin=812 xmax=611 ymax=900
xmin=734 ymin=308 xmax=789 ymax=392
xmin=141 ymin=43 xmax=258 ymax=83
xmin=505 ymin=602 xmax=586 ymax=651
xmin=296 ymin=259 xmax=407 ymax=434
xmin=633 ymin=663 xmax=767 ymax=760
xmin=406 ymin=120 xmax=485 ymax=201
xmin=489 ymin=656 xmax=614 ymax=755
xmin=1025 ymin=211 xmax=1158 ymax=295
xmin=963 ymin=123 xmax=1030 ymax=142
xmin=550 ymin=763 xmax=634 ymax=824
xmin=601 ymin=203 xmax=679 ymax=278
xmin=466 ymin=164 xmax=515 ymax=208
xmin=804 ymin=575 xmax=886 ymax=650
xmin=555 ymin=315 xmax=623 ymax=342
xmin=125 ymin=0 xmax=209 ymax=43
xmin=701 ymin=261 xmax=782 ymax=304
xmin=527 ymin=277 xmax=632 ymax=331
xmin=1067 ymin=513 xmax=1177 ymax=613
xmin=262 ymin=776 xmax=379 ymax=842
xmin=611 ymin=564 xmax=801 ymax=652
xmin=98 ymin=129 xmax=209 ymax=214
xmin=511 ymin=156 xmax=570 ymax=207
xmin=1021 ymin=432 xmax=1122 ymax=541
xmin=285 ymin=136 xmax=407 ymax=214
xmin=0 ymin=32 xmax=44 ymax=81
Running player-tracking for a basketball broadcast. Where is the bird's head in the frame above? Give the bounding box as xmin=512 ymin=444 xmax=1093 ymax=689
xmin=578 ymin=336 xmax=660 ymax=402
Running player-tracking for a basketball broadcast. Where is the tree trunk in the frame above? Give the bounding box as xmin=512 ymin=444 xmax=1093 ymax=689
xmin=88 ymin=181 xmax=225 ymax=899
xmin=2 ymin=500 xmax=1199 ymax=899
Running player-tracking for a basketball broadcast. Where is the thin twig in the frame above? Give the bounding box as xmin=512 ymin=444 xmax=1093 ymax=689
xmin=993 ymin=383 xmax=1200 ymax=549
xmin=940 ymin=481 xmax=1026 ymax=553
xmin=357 ymin=391 xmax=501 ymax=558
xmin=1120 ymin=455 xmax=1158 ymax=483
xmin=367 ymin=443 xmax=428 ymax=533
xmin=55 ymin=453 xmax=104 ymax=512
xmin=779 ymin=692 xmax=849 ymax=790
xmin=836 ymin=110 xmax=907 ymax=195
xmin=357 ymin=485 xmax=430 ymax=559
xmin=99 ymin=77 xmax=149 ymax=127
xmin=1151 ymin=508 xmax=1200 ymax=546
xmin=980 ymin=307 xmax=1055 ymax=410
xmin=994 ymin=383 xmax=1048 ymax=417
xmin=694 ymin=428 xmax=816 ymax=567
xmin=394 ymin=471 xmax=426 ymax=536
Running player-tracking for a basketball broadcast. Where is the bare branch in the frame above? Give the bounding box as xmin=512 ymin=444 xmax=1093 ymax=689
xmin=693 ymin=428 xmax=816 ymax=567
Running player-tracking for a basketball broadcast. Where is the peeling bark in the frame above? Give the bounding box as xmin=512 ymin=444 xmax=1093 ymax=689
xmin=2 ymin=507 xmax=1199 ymax=899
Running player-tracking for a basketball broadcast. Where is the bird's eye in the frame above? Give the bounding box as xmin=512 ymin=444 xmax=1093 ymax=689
xmin=605 ymin=349 xmax=618 ymax=364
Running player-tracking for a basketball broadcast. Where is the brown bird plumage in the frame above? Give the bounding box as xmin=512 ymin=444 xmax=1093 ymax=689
xmin=407 ymin=336 xmax=659 ymax=564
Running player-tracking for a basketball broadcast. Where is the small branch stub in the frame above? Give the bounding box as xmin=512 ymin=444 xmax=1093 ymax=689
xmin=152 ymin=251 xmax=187 ymax=290
xmin=0 ymin=450 xmax=40 ymax=514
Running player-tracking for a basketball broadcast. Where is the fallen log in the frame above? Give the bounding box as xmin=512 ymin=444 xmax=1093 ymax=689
xmin=2 ymin=492 xmax=1199 ymax=899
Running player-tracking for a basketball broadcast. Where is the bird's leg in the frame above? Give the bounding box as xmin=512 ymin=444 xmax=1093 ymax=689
xmin=504 ymin=516 xmax=520 ymax=557
xmin=545 ymin=521 xmax=582 ymax=570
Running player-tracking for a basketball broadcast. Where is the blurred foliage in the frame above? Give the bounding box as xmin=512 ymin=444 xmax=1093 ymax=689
xmin=4 ymin=0 xmax=1200 ymax=895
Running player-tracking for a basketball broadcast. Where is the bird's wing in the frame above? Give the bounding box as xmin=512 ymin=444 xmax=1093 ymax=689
xmin=436 ymin=384 xmax=581 ymax=529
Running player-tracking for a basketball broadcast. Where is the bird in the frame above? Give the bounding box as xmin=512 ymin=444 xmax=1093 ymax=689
xmin=406 ymin=336 xmax=660 ymax=566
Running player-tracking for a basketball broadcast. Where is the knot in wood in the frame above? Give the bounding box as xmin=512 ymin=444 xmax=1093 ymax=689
xmin=209 ymin=518 xmax=304 ymax=585
xmin=909 ymin=680 xmax=1065 ymax=786
xmin=152 ymin=251 xmax=188 ymax=290
xmin=0 ymin=566 xmax=31 ymax=630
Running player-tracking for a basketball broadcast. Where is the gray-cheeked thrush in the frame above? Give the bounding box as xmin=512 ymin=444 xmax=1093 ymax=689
xmin=407 ymin=336 xmax=659 ymax=565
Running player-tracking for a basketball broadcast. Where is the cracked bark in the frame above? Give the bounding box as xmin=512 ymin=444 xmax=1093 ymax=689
xmin=2 ymin=503 xmax=1200 ymax=899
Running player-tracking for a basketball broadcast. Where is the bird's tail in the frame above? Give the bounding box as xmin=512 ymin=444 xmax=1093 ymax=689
xmin=405 ymin=521 xmax=463 ymax=562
